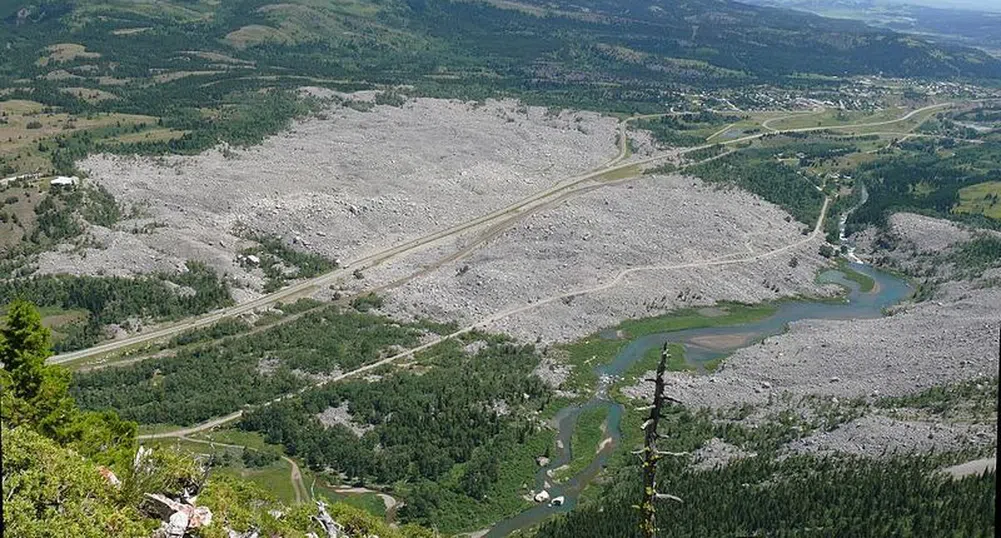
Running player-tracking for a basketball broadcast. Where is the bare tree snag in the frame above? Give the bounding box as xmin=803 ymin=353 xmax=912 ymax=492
xmin=636 ymin=343 xmax=684 ymax=538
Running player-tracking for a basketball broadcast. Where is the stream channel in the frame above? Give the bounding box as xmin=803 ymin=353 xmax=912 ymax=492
xmin=484 ymin=263 xmax=912 ymax=537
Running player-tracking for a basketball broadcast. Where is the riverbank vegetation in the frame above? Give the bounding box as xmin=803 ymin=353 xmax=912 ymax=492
xmin=552 ymin=406 xmax=610 ymax=483
xmin=559 ymin=304 xmax=776 ymax=392
xmin=835 ymin=259 xmax=876 ymax=292
xmin=530 ymin=366 xmax=994 ymax=537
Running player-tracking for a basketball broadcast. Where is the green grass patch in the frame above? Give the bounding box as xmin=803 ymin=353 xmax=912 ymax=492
xmin=553 ymin=406 xmax=609 ymax=483
xmin=190 ymin=428 xmax=278 ymax=451
xmin=954 ymin=181 xmax=1001 ymax=220
xmin=620 ymin=343 xmax=690 ymax=385
xmin=310 ymin=478 xmax=389 ymax=518
xmin=595 ymin=163 xmax=641 ymax=182
xmin=703 ymin=356 xmax=726 ymax=372
xmin=836 ymin=259 xmax=875 ymax=292
xmin=766 ymin=108 xmax=905 ymax=131
xmin=218 ymin=460 xmax=299 ymax=504
xmin=617 ymin=303 xmax=777 ymax=336
xmin=635 ymin=112 xmax=747 ymax=147
xmin=559 ymin=303 xmax=776 ymax=392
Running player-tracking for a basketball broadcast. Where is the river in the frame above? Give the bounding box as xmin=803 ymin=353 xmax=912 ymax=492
xmin=484 ymin=263 xmax=912 ymax=537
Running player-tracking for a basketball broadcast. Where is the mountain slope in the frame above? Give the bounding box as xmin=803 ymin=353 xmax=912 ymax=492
xmin=3 ymin=0 xmax=999 ymax=88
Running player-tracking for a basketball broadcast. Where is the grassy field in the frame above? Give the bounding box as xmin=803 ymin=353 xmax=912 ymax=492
xmin=36 ymin=306 xmax=89 ymax=345
xmin=622 ymin=343 xmax=691 ymax=382
xmin=0 ymin=99 xmax=158 ymax=174
xmin=0 ymin=182 xmax=41 ymax=247
xmin=705 ymin=114 xmax=771 ymax=141
xmin=765 ymin=107 xmax=907 ymax=131
xmin=954 ymin=181 xmax=1001 ymax=220
xmin=190 ymin=428 xmax=277 ymax=451
xmin=109 ymin=128 xmax=189 ymax=144
xmin=144 ymin=428 xmax=304 ymax=505
xmin=310 ymin=478 xmax=389 ymax=518
xmin=218 ymin=460 xmax=299 ymax=504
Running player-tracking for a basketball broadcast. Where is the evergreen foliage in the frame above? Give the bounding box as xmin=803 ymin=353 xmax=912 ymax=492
xmin=239 ymin=336 xmax=553 ymax=530
xmin=0 ymin=262 xmax=233 ymax=352
xmin=70 ymin=305 xmax=427 ymax=425
xmin=531 ymin=453 xmax=996 ymax=538
xmin=688 ymin=151 xmax=825 ymax=225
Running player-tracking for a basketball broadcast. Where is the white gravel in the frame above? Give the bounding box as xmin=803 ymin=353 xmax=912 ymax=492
xmin=621 ymin=287 xmax=999 ymax=409
xmin=57 ymin=97 xmax=619 ymax=292
xmin=784 ymin=414 xmax=996 ymax=457
xmin=692 ymin=437 xmax=757 ymax=470
xmin=621 ymin=213 xmax=1000 ymax=458
xmin=316 ymin=403 xmax=373 ymax=437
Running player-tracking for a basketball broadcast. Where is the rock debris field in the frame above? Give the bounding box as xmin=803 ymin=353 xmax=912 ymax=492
xmin=58 ymin=97 xmax=619 ymax=290
xmin=38 ymin=94 xmax=997 ymax=463
xmin=55 ymin=94 xmax=834 ymax=344
xmin=373 ymin=173 xmax=832 ymax=343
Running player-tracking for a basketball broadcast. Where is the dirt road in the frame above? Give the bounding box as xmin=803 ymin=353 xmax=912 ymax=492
xmin=172 ymin=435 xmax=308 ymax=504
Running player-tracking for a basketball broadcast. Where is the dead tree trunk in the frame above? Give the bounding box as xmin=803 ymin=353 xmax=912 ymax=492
xmin=636 ymin=343 xmax=685 ymax=538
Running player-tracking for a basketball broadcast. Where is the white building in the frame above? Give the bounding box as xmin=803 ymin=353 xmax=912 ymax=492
xmin=50 ymin=176 xmax=79 ymax=187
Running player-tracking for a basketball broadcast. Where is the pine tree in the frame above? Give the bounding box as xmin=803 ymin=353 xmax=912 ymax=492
xmin=1 ymin=299 xmax=74 ymax=437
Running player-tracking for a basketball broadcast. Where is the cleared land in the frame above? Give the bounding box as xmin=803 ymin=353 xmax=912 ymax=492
xmin=954 ymin=181 xmax=1001 ymax=220
xmin=0 ymin=99 xmax=157 ymax=173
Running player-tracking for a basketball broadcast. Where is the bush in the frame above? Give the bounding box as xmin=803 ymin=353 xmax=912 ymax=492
xmin=241 ymin=446 xmax=281 ymax=468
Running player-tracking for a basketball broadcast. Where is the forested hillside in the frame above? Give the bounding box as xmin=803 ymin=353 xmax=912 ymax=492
xmin=529 ymin=452 xmax=996 ymax=537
